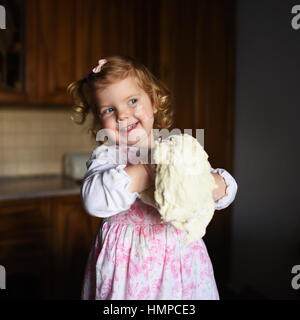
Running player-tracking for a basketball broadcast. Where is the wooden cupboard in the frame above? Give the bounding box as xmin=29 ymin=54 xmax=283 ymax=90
xmin=0 ymin=0 xmax=161 ymax=105
xmin=0 ymin=195 xmax=99 ymax=299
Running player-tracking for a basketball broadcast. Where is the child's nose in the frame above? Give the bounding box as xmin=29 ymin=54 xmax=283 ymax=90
xmin=117 ymin=106 xmax=132 ymax=121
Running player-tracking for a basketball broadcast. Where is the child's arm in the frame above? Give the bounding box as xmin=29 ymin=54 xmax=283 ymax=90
xmin=81 ymin=145 xmax=142 ymax=218
xmin=124 ymin=164 xmax=237 ymax=209
xmin=124 ymin=164 xmax=154 ymax=193
xmin=210 ymin=167 xmax=238 ymax=210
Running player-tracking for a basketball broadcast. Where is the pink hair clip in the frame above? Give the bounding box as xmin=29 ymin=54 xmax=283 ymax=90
xmin=92 ymin=59 xmax=107 ymax=73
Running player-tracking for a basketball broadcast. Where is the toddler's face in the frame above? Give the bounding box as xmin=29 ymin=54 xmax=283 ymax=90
xmin=95 ymin=76 xmax=156 ymax=148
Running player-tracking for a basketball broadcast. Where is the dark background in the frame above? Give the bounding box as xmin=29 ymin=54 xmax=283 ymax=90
xmin=229 ymin=0 xmax=300 ymax=299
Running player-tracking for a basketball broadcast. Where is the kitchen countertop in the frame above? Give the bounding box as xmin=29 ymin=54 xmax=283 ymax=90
xmin=0 ymin=175 xmax=82 ymax=201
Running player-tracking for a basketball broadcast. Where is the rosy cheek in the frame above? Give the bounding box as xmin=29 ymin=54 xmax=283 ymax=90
xmin=101 ymin=118 xmax=114 ymax=130
xmin=140 ymin=109 xmax=154 ymax=122
xmin=134 ymin=104 xmax=143 ymax=117
xmin=145 ymin=111 xmax=155 ymax=121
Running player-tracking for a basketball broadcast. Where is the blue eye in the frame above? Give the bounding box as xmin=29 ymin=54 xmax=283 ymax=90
xmin=104 ymin=107 xmax=114 ymax=114
xmin=129 ymin=98 xmax=137 ymax=105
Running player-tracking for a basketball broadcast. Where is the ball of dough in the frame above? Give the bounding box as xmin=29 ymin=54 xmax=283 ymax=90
xmin=153 ymin=134 xmax=217 ymax=244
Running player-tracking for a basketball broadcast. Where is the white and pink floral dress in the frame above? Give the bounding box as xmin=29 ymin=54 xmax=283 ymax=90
xmin=80 ymin=143 xmax=238 ymax=300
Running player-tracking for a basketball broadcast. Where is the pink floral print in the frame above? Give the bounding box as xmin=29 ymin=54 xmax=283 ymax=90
xmin=81 ymin=198 xmax=219 ymax=300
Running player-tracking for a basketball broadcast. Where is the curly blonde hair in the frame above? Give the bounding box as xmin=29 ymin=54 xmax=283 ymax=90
xmin=67 ymin=55 xmax=173 ymax=141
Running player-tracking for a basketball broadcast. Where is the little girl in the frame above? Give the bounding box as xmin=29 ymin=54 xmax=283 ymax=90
xmin=68 ymin=55 xmax=238 ymax=300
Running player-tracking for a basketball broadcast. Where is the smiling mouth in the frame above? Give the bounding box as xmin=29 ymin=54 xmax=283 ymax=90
xmin=120 ymin=122 xmax=139 ymax=133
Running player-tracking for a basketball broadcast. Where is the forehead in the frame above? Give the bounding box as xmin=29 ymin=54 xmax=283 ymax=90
xmin=96 ymin=76 xmax=142 ymax=102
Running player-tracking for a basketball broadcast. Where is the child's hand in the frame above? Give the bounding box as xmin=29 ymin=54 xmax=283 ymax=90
xmin=211 ymin=173 xmax=227 ymax=201
xmin=125 ymin=162 xmax=155 ymax=193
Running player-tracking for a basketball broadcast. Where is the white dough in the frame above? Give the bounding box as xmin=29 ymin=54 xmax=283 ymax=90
xmin=141 ymin=134 xmax=217 ymax=245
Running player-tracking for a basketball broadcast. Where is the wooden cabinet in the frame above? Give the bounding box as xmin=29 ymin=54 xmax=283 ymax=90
xmin=0 ymin=0 xmax=90 ymax=105
xmin=0 ymin=0 xmax=161 ymax=105
xmin=30 ymin=0 xmax=94 ymax=105
xmin=51 ymin=195 xmax=100 ymax=299
xmin=0 ymin=0 xmax=35 ymax=104
xmin=0 ymin=0 xmax=93 ymax=105
xmin=0 ymin=195 xmax=99 ymax=300
xmin=0 ymin=197 xmax=52 ymax=299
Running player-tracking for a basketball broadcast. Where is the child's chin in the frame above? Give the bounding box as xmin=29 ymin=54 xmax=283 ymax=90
xmin=117 ymin=132 xmax=149 ymax=148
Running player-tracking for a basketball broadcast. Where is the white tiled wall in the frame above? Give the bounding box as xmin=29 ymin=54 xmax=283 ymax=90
xmin=0 ymin=106 xmax=98 ymax=177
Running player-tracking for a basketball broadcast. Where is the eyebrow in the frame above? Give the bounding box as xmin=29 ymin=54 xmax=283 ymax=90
xmin=99 ymin=93 xmax=140 ymax=110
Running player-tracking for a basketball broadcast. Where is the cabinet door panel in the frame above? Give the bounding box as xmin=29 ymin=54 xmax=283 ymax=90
xmin=52 ymin=195 xmax=99 ymax=299
xmin=36 ymin=0 xmax=75 ymax=104
xmin=0 ymin=198 xmax=52 ymax=299
xmin=0 ymin=0 xmax=37 ymax=104
xmin=0 ymin=205 xmax=51 ymax=240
